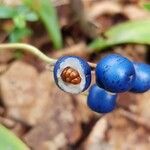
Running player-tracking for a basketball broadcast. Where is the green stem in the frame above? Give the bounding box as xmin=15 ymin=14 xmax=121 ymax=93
xmin=0 ymin=43 xmax=56 ymax=64
xmin=0 ymin=43 xmax=97 ymax=69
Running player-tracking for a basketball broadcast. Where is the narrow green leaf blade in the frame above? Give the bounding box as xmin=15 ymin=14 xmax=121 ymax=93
xmin=89 ymin=20 xmax=150 ymax=51
xmin=106 ymin=20 xmax=150 ymax=45
xmin=143 ymin=3 xmax=150 ymax=11
xmin=88 ymin=38 xmax=108 ymax=51
xmin=23 ymin=0 xmax=63 ymax=49
xmin=0 ymin=124 xmax=29 ymax=150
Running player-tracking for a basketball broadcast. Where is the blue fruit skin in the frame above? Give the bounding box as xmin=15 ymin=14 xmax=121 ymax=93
xmin=96 ymin=54 xmax=135 ymax=93
xmin=87 ymin=84 xmax=117 ymax=113
xmin=130 ymin=62 xmax=150 ymax=93
xmin=54 ymin=56 xmax=91 ymax=92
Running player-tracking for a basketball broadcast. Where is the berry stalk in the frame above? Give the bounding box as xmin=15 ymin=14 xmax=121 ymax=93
xmin=0 ymin=43 xmax=57 ymax=64
xmin=0 ymin=43 xmax=96 ymax=68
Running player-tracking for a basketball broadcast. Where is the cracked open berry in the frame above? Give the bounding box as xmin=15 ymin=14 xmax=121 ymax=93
xmin=61 ymin=67 xmax=81 ymax=84
xmin=87 ymin=84 xmax=117 ymax=113
xmin=96 ymin=54 xmax=135 ymax=93
xmin=130 ymin=62 xmax=150 ymax=93
xmin=54 ymin=56 xmax=91 ymax=94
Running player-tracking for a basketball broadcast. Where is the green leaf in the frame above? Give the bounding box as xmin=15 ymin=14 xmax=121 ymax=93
xmin=0 ymin=124 xmax=29 ymax=150
xmin=9 ymin=27 xmax=32 ymax=43
xmin=0 ymin=5 xmax=16 ymax=19
xmin=15 ymin=5 xmax=38 ymax=22
xmin=23 ymin=0 xmax=63 ymax=49
xmin=88 ymin=38 xmax=108 ymax=51
xmin=89 ymin=20 xmax=150 ymax=52
xmin=25 ymin=12 xmax=38 ymax=22
xmin=143 ymin=3 xmax=150 ymax=11
xmin=13 ymin=14 xmax=26 ymax=29
xmin=0 ymin=5 xmax=38 ymax=21
xmin=106 ymin=20 xmax=150 ymax=44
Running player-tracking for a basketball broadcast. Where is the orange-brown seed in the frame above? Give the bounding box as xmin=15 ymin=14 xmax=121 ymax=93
xmin=61 ymin=67 xmax=81 ymax=85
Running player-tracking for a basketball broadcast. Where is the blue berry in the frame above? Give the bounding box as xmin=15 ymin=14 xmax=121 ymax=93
xmin=130 ymin=62 xmax=150 ymax=93
xmin=87 ymin=84 xmax=117 ymax=113
xmin=96 ymin=54 xmax=135 ymax=93
xmin=54 ymin=56 xmax=91 ymax=94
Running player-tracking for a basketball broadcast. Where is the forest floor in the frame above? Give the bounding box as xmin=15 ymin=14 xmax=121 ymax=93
xmin=0 ymin=0 xmax=150 ymax=150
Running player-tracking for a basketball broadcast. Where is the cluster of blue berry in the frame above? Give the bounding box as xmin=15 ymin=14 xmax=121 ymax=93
xmin=54 ymin=54 xmax=150 ymax=114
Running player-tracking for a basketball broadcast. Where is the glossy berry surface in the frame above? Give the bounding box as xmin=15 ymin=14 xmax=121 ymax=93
xmin=96 ymin=54 xmax=135 ymax=93
xmin=130 ymin=62 xmax=150 ymax=93
xmin=87 ymin=84 xmax=117 ymax=113
xmin=54 ymin=56 xmax=91 ymax=94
